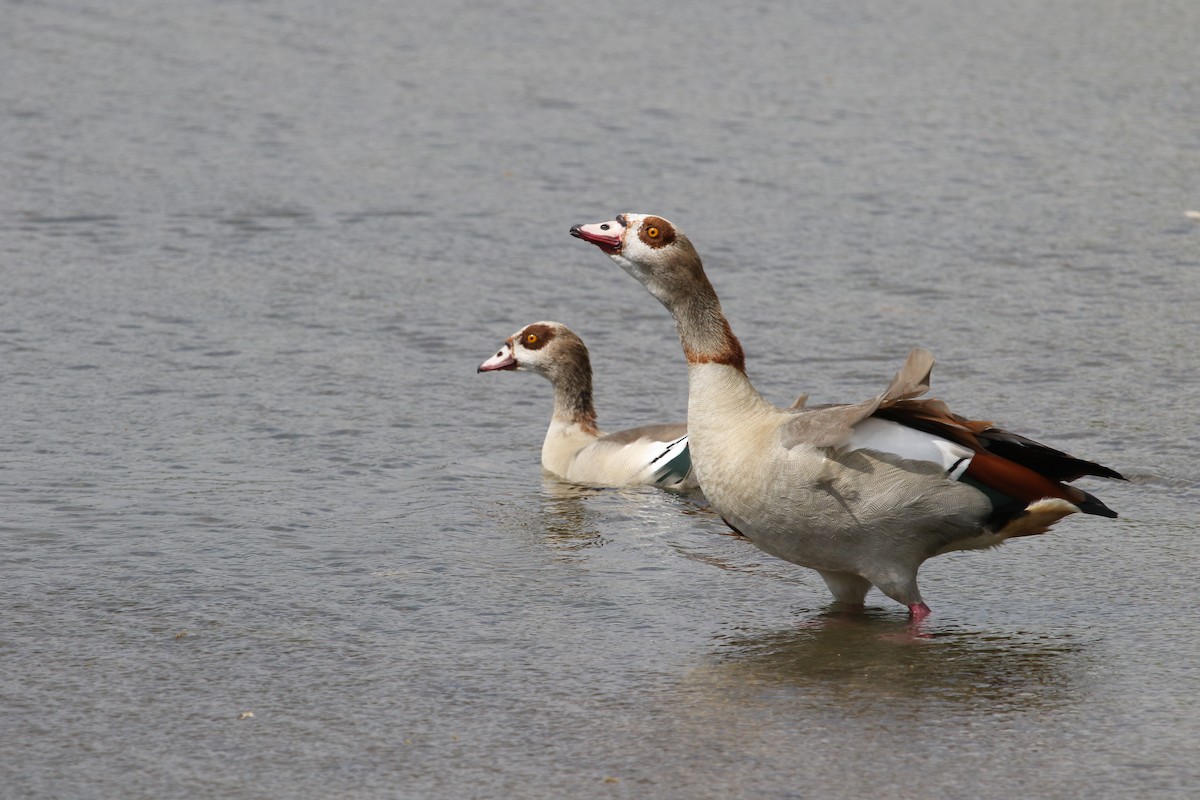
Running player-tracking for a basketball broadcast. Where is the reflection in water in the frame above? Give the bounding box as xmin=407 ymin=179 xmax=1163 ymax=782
xmin=535 ymin=478 xmax=728 ymax=553
xmin=536 ymin=480 xmax=609 ymax=551
xmin=704 ymin=614 xmax=1089 ymax=716
xmin=619 ymin=618 xmax=1099 ymax=799
xmin=474 ymin=479 xmax=609 ymax=552
xmin=484 ymin=477 xmax=713 ymax=556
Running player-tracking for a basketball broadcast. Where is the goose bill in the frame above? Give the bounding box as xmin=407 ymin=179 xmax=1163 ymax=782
xmin=478 ymin=347 xmax=518 ymax=372
xmin=570 ymin=219 xmax=624 ymax=254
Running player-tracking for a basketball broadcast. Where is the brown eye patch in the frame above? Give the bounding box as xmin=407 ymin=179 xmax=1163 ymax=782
xmin=638 ymin=216 xmax=676 ymax=249
xmin=519 ymin=323 xmax=554 ymax=350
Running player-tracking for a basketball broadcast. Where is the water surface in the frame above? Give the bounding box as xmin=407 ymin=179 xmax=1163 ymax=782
xmin=2 ymin=1 xmax=1199 ymax=797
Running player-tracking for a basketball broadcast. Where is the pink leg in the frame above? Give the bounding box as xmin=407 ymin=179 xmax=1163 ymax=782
xmin=908 ymin=602 xmax=932 ymax=622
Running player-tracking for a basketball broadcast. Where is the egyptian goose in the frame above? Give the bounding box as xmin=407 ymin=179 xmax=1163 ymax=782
xmin=571 ymin=214 xmax=1124 ymax=620
xmin=478 ymin=321 xmax=696 ymax=491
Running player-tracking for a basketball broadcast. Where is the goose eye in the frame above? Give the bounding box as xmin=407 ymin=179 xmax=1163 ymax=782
xmin=526 ymin=333 xmax=538 ymax=344
xmin=646 ymin=226 xmax=660 ymax=238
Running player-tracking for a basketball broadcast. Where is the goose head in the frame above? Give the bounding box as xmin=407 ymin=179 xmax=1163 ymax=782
xmin=572 ymin=213 xmax=743 ymax=370
xmin=570 ymin=213 xmax=706 ymax=308
xmin=477 ymin=321 xmax=591 ymax=384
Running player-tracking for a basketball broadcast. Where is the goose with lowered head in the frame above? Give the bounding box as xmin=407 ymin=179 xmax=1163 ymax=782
xmin=479 ymin=321 xmax=696 ymax=491
xmin=571 ymin=213 xmax=1124 ymax=620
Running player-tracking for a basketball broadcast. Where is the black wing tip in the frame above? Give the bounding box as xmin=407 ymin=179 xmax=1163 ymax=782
xmin=1077 ymin=491 xmax=1119 ymax=519
xmin=979 ymin=428 xmax=1127 ymax=484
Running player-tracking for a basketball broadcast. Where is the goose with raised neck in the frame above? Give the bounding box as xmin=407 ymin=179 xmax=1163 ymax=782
xmin=478 ymin=321 xmax=696 ymax=491
xmin=572 ymin=213 xmax=1124 ymax=621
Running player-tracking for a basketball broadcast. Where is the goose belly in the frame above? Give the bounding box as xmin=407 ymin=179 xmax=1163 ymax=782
xmin=691 ymin=433 xmax=991 ymax=573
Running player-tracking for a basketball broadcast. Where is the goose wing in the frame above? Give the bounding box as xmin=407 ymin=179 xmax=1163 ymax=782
xmin=780 ymin=347 xmax=937 ymax=449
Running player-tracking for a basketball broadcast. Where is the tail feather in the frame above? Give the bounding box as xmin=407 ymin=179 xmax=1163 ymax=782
xmin=873 ymin=404 xmax=1124 ymax=520
xmin=997 ymin=498 xmax=1081 ymax=538
xmin=978 ymin=427 xmax=1126 ymax=483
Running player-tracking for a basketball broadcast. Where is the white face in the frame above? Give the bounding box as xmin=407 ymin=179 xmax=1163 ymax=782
xmin=576 ymin=212 xmax=700 ymax=316
xmin=477 ymin=322 xmax=562 ymax=376
xmin=571 ymin=213 xmax=683 ymax=291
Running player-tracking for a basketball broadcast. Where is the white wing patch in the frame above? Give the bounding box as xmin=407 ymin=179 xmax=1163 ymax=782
xmin=845 ymin=418 xmax=973 ymax=479
xmin=648 ymin=435 xmax=692 ymax=486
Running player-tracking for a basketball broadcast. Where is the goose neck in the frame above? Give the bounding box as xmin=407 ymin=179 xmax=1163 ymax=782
xmin=669 ymin=279 xmax=746 ymax=373
xmin=549 ymin=362 xmax=598 ymax=435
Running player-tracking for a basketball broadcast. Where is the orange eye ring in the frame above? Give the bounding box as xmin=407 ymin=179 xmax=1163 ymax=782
xmin=646 ymin=226 xmax=660 ymax=238
xmin=526 ymin=333 xmax=538 ymax=344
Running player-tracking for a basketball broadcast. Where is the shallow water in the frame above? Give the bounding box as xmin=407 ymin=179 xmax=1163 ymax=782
xmin=3 ymin=1 xmax=1199 ymax=797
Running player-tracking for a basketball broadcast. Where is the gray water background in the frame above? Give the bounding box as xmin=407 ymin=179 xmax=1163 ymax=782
xmin=3 ymin=1 xmax=1199 ymax=797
